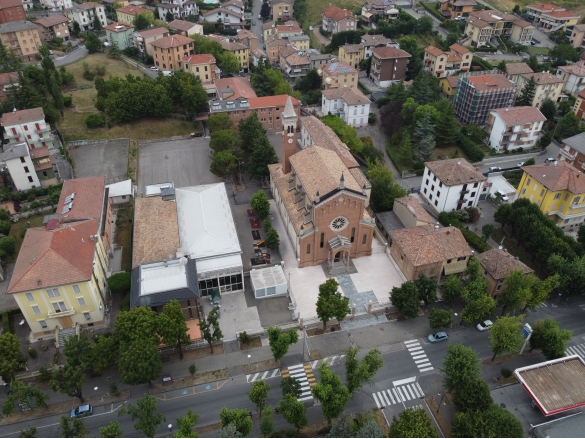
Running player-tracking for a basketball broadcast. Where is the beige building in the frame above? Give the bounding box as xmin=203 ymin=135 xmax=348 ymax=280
xmin=338 ymin=43 xmax=364 ymax=69
xmin=288 ymin=35 xmax=310 ymax=51
xmin=115 ymin=5 xmax=153 ymax=25
xmin=271 ymin=0 xmax=293 ymax=21
xmin=465 ymin=9 xmax=535 ymax=47
xmin=168 ymin=19 xmax=203 ymax=37
xmin=476 ymin=248 xmax=534 ymax=298
xmin=526 ymin=3 xmax=580 ymax=32
xmin=132 ymin=26 xmax=168 ymax=57
xmin=265 ymin=34 xmax=288 ymax=64
xmin=505 ymin=62 xmax=534 ymax=85
xmin=393 ymin=195 xmax=436 ymax=229
xmin=34 ymin=14 xmax=69 ymax=42
xmin=67 ymin=2 xmax=106 ymax=31
xmin=151 ymin=34 xmax=194 ymax=72
xmin=0 ymin=20 xmax=41 ymax=62
xmin=517 ymin=72 xmax=565 ymax=106
xmin=233 ymin=29 xmax=258 ymax=50
xmin=180 ymin=53 xmax=218 ymax=84
xmin=424 ymin=43 xmax=471 ymax=78
xmin=569 ymin=24 xmax=585 ymax=49
xmin=322 ymin=5 xmax=358 ymax=34
xmin=321 ymin=61 xmax=359 ymax=90
xmin=221 ymin=40 xmax=249 ymax=71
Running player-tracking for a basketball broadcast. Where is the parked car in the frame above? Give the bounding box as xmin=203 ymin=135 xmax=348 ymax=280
xmin=516 ymin=161 xmax=524 ymax=168
xmin=258 ymin=14 xmax=261 ymax=19
xmin=489 ymin=166 xmax=502 ymax=172
xmin=309 ymin=26 xmax=313 ymax=31
xmin=71 ymin=404 xmax=93 ymax=418
xmin=545 ymin=157 xmax=556 ymax=162
xmin=495 ymin=190 xmax=509 ymax=202
xmin=162 ymin=71 xmax=173 ymax=77
xmin=150 ymin=66 xmax=159 ymax=71
xmin=477 ymin=320 xmax=493 ymax=331
xmin=543 ymin=56 xmax=550 ymax=62
xmin=252 ymin=20 xmax=256 ymax=26
xmin=191 ymin=132 xmax=204 ymax=137
xmin=428 ymin=332 xmax=448 ymax=343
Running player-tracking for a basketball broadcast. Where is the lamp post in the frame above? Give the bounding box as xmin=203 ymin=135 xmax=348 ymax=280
xmin=436 ymin=392 xmax=445 ymax=413
xmin=248 ymin=354 xmax=251 ymax=367
xmin=452 ymin=313 xmax=458 ymax=328
xmin=168 ymin=424 xmax=172 ymax=434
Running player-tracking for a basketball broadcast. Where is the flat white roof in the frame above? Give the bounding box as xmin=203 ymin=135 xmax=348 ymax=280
xmin=139 ymin=259 xmax=188 ymax=295
xmin=145 ymin=182 xmax=174 ymax=197
xmin=251 ymin=264 xmax=287 ymax=289
xmin=106 ymin=179 xmax=133 ymax=198
xmin=196 ymin=253 xmax=243 ymax=277
xmin=175 ymin=183 xmax=242 ymax=260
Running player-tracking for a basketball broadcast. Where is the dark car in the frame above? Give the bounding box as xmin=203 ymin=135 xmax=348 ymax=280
xmin=71 ymin=404 xmax=93 ymax=418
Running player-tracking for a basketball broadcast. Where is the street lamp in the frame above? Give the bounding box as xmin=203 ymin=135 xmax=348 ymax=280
xmin=168 ymin=424 xmax=172 ymax=434
xmin=248 ymin=354 xmax=251 ymax=367
xmin=436 ymin=392 xmax=445 ymax=413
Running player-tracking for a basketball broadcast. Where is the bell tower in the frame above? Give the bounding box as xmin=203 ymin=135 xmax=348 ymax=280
xmin=281 ymin=95 xmax=297 ymax=174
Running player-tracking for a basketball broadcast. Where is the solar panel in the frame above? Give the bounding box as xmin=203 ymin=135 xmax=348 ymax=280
xmin=62 ymin=206 xmax=70 ymax=214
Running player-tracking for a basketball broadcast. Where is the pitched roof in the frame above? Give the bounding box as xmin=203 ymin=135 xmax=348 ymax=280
xmin=34 ymin=14 xmax=69 ymax=27
xmin=506 ymin=62 xmax=534 ymax=75
xmin=213 ymin=76 xmax=256 ymax=99
xmin=104 ymin=21 xmax=134 ymax=32
xmin=221 ymin=41 xmax=248 ymax=51
xmin=558 ymin=64 xmax=585 ymax=77
xmin=251 ymin=48 xmax=266 ymax=58
xmin=0 ymin=142 xmax=28 ymax=162
xmin=276 ymin=24 xmax=301 ymax=33
xmin=573 ymin=23 xmax=585 ymax=32
xmin=527 ymin=3 xmax=565 ymax=12
xmin=76 ymin=2 xmax=100 ymax=9
xmin=390 ymin=226 xmax=472 ymax=266
xmin=279 ymin=45 xmax=297 ymax=58
xmin=182 ymin=53 xmax=216 ymax=65
xmin=340 ymin=43 xmax=363 ymax=53
xmin=116 ymin=5 xmax=151 ymax=15
xmin=491 ymin=106 xmax=546 ymax=125
xmin=446 ymin=75 xmax=459 ymax=87
xmin=262 ymin=20 xmax=275 ymax=30
xmin=477 ymin=248 xmax=534 ymax=280
xmin=132 ymin=196 xmax=180 ymax=269
xmin=0 ymin=0 xmax=24 ymax=7
xmin=371 ymin=46 xmax=411 ymax=59
xmin=322 ymin=86 xmax=370 ymax=106
xmin=521 ymin=71 xmax=565 ymax=84
xmin=137 ymin=26 xmax=168 ymax=37
xmin=425 ymin=158 xmax=486 ymax=186
xmin=58 ymin=176 xmax=106 ymax=223
xmin=1 ymin=107 xmax=44 ymax=126
xmin=202 ymin=7 xmax=243 ymax=18
xmin=248 ymin=94 xmax=300 ymax=109
xmin=542 ymin=10 xmax=579 ymax=18
xmin=285 ymin=53 xmax=309 ymax=66
xmin=0 ymin=71 xmax=18 ymax=86
xmin=361 ymin=34 xmax=391 ymax=47
xmin=562 ymin=132 xmax=585 ymax=155
xmin=425 ymin=45 xmax=444 ymax=57
xmin=522 ymin=161 xmax=585 ymax=194
xmin=150 ymin=34 xmax=193 ymax=49
xmin=168 ymin=19 xmax=199 ymax=32
xmin=323 ymin=61 xmax=357 ymax=75
xmin=513 ymin=18 xmax=533 ymax=28
xmin=465 ymin=73 xmax=515 ymax=91
xmin=0 ymin=20 xmax=38 ymax=33
xmin=233 ymin=29 xmax=258 ymax=41
xmin=322 ymin=5 xmax=355 ymax=21
xmin=394 ymin=195 xmax=436 ymax=225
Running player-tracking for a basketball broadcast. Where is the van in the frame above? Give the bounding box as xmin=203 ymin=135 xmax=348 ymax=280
xmin=162 ymin=71 xmax=173 ymax=77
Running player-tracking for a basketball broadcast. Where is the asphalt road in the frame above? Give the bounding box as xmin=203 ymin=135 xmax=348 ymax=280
xmin=54 ymin=45 xmax=89 ymax=67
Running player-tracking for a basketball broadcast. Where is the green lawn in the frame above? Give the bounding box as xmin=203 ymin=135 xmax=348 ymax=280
xmin=526 ymin=46 xmax=550 ymax=56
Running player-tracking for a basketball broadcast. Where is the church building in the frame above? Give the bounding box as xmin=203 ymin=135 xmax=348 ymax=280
xmin=268 ymin=96 xmax=375 ymax=269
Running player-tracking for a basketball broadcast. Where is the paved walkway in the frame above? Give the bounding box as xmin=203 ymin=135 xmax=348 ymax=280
xmin=312 ymin=28 xmax=330 ymax=45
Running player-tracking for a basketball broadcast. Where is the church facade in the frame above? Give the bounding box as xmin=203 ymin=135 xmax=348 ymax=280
xmin=268 ymin=97 xmax=375 ymax=268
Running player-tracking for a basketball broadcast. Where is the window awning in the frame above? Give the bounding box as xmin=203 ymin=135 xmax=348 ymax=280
xmin=443 ymin=260 xmax=467 ymax=275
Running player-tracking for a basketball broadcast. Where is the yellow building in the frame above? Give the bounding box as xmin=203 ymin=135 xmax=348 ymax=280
xmin=221 ymin=40 xmax=249 ymax=71
xmin=516 ymin=72 xmax=564 ymax=107
xmin=321 ymin=61 xmax=359 ymax=90
xmin=439 ymin=76 xmax=458 ymax=98
xmin=0 ymin=20 xmax=42 ymax=62
xmin=338 ymin=43 xmax=364 ymax=69
xmin=465 ymin=9 xmax=535 ymax=47
xmin=179 ymin=53 xmax=219 ymax=84
xmin=115 ymin=5 xmax=154 ymax=25
xmin=526 ymin=4 xmax=580 ymax=31
xmin=151 ymin=34 xmax=194 ymax=72
xmin=7 ymin=176 xmax=112 ymax=342
xmin=272 ymin=0 xmax=293 ymax=21
xmin=517 ymin=161 xmax=585 ymax=230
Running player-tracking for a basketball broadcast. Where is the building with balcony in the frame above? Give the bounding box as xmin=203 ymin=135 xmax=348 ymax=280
xmin=221 ymin=40 xmax=249 ymax=72
xmin=151 ymin=34 xmax=194 ymax=72
xmin=504 ymin=62 xmax=534 ymax=85
xmin=309 ymin=52 xmax=337 ymax=70
xmin=168 ymin=19 xmax=203 ymax=37
xmin=486 ymin=106 xmax=547 ymax=152
xmin=424 ymin=43 xmax=472 ymax=78
xmin=280 ymin=50 xmax=310 ymax=80
xmin=322 ymin=61 xmax=359 ymax=90
xmin=34 ymin=14 xmax=70 ymax=42
xmin=179 ymin=53 xmax=219 ymax=83
xmin=338 ymin=43 xmax=364 ymax=69
xmin=288 ymin=35 xmax=310 ymax=51
xmin=557 ymin=132 xmax=585 ymax=170
xmin=132 ymin=26 xmax=168 ymax=57
xmin=322 ymin=5 xmax=358 ymax=34
xmin=573 ymin=88 xmax=585 ymax=122
xmin=517 ymin=161 xmax=585 ymax=230
xmin=368 ymin=46 xmax=411 ymax=88
xmin=271 ymin=0 xmax=292 ymax=21
xmin=0 ymin=0 xmax=26 ymax=24
xmin=464 ymin=9 xmax=535 ymax=47
xmin=321 ymin=87 xmax=370 ymax=127
xmin=0 ymin=71 xmax=18 ymax=102
xmin=201 ymin=7 xmax=244 ymax=29
xmin=569 ymin=24 xmax=585 ymax=49
xmin=157 ymin=0 xmax=198 ymax=22
xmin=421 ymin=158 xmax=488 ymax=212
xmin=526 ymin=4 xmax=580 ymax=32
xmin=38 ymin=0 xmax=72 ymax=9
xmin=104 ymin=21 xmax=134 ymax=50
xmin=453 ymin=72 xmax=517 ymax=125
xmin=556 ymin=63 xmax=585 ymax=94
xmin=6 ymin=176 xmax=112 ymax=341
xmin=221 ymin=0 xmax=243 ymax=14
xmin=476 ymin=248 xmax=534 ymax=298
xmin=115 ymin=5 xmax=153 ymax=24
xmin=232 ymin=29 xmax=258 ymax=50
xmin=438 ymin=0 xmax=477 ymax=19
xmin=0 ymin=141 xmax=56 ymax=190
xmin=361 ymin=34 xmax=393 ymax=58
xmin=275 ymin=24 xmax=301 ymax=39
xmin=0 ymin=20 xmax=41 ymax=62
xmin=1 ymin=107 xmax=53 ymax=150
xmin=360 ymin=0 xmax=400 ymax=25
xmin=67 ymin=2 xmax=106 ymax=31
xmin=516 ymin=71 xmax=565 ymax=107
xmin=265 ymin=34 xmax=288 ymax=64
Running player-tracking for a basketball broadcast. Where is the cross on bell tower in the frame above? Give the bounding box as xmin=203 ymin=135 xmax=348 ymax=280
xmin=281 ymin=95 xmax=297 ymax=174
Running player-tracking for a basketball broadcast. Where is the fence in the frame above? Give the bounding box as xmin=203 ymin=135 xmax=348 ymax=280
xmin=139 ymin=135 xmax=193 ymax=145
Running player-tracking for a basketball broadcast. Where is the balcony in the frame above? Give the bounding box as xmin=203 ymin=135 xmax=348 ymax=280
xmin=559 ymin=149 xmax=576 ymax=161
xmin=460 ymin=189 xmax=470 ymax=195
xmin=47 ymin=308 xmax=75 ymax=318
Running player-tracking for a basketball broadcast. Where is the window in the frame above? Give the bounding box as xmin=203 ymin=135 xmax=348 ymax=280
xmin=306 ymin=243 xmax=311 ymax=254
xmin=521 ymin=188 xmax=526 ymax=195
xmin=540 ymin=189 xmax=545 ymax=197
xmin=46 ymin=288 xmax=60 ymax=298
xmin=434 ymin=200 xmax=438 ymax=206
xmin=52 ymin=302 xmax=67 ymax=313
xmin=457 ymin=256 xmax=466 ymax=261
xmin=78 ymin=298 xmax=86 ymax=307
xmin=31 ymin=305 xmax=40 ymax=315
xmin=84 ymin=312 xmax=91 ymax=320
xmin=437 ymin=191 xmax=441 ymax=198
xmin=28 ymin=176 xmax=33 ymax=183
xmin=25 ymin=292 xmax=34 ymax=302
xmin=362 ymin=234 xmax=367 ymax=245
xmin=23 ymin=166 xmax=30 ymax=173
xmin=565 ymin=194 xmax=570 ymax=201
xmin=350 ymin=227 xmax=355 ymax=243
xmin=575 ymin=197 xmax=581 ymax=204
xmin=527 ymin=179 xmax=531 ymax=186
xmin=20 ymin=156 xmax=25 ymax=163
xmin=320 ymin=233 xmax=324 ymax=248
xmin=554 ymin=193 xmax=561 ymax=199
xmin=39 ymin=320 xmax=47 ymax=329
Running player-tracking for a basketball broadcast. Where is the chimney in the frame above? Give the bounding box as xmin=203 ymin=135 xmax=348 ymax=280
xmin=314 ymin=190 xmax=320 ymax=204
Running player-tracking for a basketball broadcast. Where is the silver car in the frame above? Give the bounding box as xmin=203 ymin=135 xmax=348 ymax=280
xmin=476 ymin=320 xmax=493 ymax=331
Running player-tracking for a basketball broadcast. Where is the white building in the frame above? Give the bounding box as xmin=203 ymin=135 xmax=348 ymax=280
xmin=201 ymin=7 xmax=244 ymax=26
xmin=105 ymin=179 xmax=135 ymax=205
xmin=0 ymin=142 xmax=40 ymax=190
xmin=157 ymin=0 xmax=198 ymax=21
xmin=0 ymin=107 xmax=53 ymax=149
xmin=251 ymin=48 xmax=266 ymax=66
xmin=360 ymin=34 xmax=394 ymax=59
xmin=421 ymin=158 xmax=488 ymax=212
xmin=556 ymin=63 xmax=585 ymax=94
xmin=321 ymin=87 xmax=371 ymax=127
xmin=221 ymin=0 xmax=244 ymax=14
xmin=39 ymin=0 xmax=73 ymax=9
xmin=66 ymin=2 xmax=106 ymax=31
xmin=486 ymin=106 xmax=547 ymax=152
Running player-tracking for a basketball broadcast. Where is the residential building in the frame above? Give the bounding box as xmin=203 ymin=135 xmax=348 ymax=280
xmin=104 ymin=22 xmax=134 ymax=50
xmin=211 ymin=76 xmax=256 ymax=100
xmin=105 ymin=179 xmax=134 ymax=206
xmin=275 ymin=24 xmax=301 ymax=39
xmin=102 ymin=0 xmax=129 ymax=7
xmin=288 ymin=35 xmax=310 ymax=51
xmin=476 ymin=248 xmax=534 ymax=298
xmin=390 ymin=226 xmax=472 ymax=283
xmin=221 ymin=40 xmax=249 ymax=71
xmin=269 ymin=98 xmax=373 ymax=268
xmin=439 ymin=75 xmax=459 ymax=98
xmin=517 ymin=161 xmax=585 ymax=230
xmin=209 ymin=94 xmax=300 ymax=131
xmin=38 ymin=0 xmax=72 ymax=8
xmin=438 ymin=0 xmax=476 ymax=19
xmin=0 ymin=141 xmax=56 ymax=190
xmin=338 ymin=43 xmax=364 ymax=69
xmin=526 ymin=3 xmax=580 ymax=31
xmin=486 ymin=106 xmax=547 ymax=152
xmin=250 ymin=48 xmax=266 ymax=66
xmin=34 ymin=14 xmax=70 ymax=42
xmin=0 ymin=0 xmax=25 ymax=24
xmin=201 ymin=8 xmax=244 ymax=28
xmin=516 ymin=72 xmax=564 ymax=106
xmin=6 ymin=176 xmax=111 ymax=341
xmin=67 ymin=2 xmax=106 ymax=31
xmin=281 ymin=51 xmax=310 ymax=79
xmin=369 ymin=46 xmax=411 ymax=88
xmin=573 ymin=88 xmax=585 ymax=122
xmin=179 ymin=53 xmax=218 ymax=83
xmin=116 ymin=5 xmax=153 ymax=24
xmin=151 ymin=34 xmax=194 ymax=72
xmin=361 ymin=0 xmax=399 ymax=25
xmin=464 ymin=9 xmax=535 ymax=47
xmin=361 ymin=34 xmax=392 ymax=58
xmin=421 ymin=158 xmax=488 ymax=212
xmin=322 ymin=61 xmax=359 ymax=90
xmin=271 ymin=0 xmax=292 ymax=21
xmin=505 ymin=62 xmax=534 ymax=85
xmin=262 ymin=20 xmax=274 ymax=41
xmin=132 ymin=26 xmax=168 ymax=57
xmin=558 ymin=132 xmax=585 ymax=170
xmin=233 ymin=28 xmax=258 ymax=50
xmin=1 ymin=107 xmax=53 ymax=150
xmin=309 ymin=52 xmax=336 ymax=70
xmin=168 ymin=19 xmax=203 ymax=36
xmin=0 ymin=20 xmax=41 ymax=61
xmin=569 ymin=23 xmax=585 ymax=49
xmin=0 ymin=71 xmax=18 ymax=102
xmin=556 ymin=63 xmax=585 ymax=94
xmin=265 ymin=34 xmax=288 ymax=63
xmin=393 ymin=195 xmax=436 ymax=229
xmin=321 ymin=87 xmax=371 ymax=127
xmin=321 ymin=5 xmax=358 ymax=34
xmin=453 ymin=72 xmax=516 ymax=125
xmin=221 ymin=0 xmax=243 ymax=14
xmin=157 ymin=0 xmax=198 ymax=22
xmin=424 ymin=43 xmax=472 ymax=78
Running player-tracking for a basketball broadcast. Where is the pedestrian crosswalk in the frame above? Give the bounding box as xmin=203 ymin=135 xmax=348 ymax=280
xmin=534 ymin=302 xmax=548 ymax=308
xmin=246 ymin=368 xmax=281 ymax=383
xmin=281 ymin=363 xmax=316 ymax=401
xmin=405 ymin=339 xmax=433 ymax=372
xmin=310 ymin=354 xmax=346 ymax=369
xmin=372 ymin=381 xmax=425 ymax=409
xmin=566 ymin=344 xmax=585 ymax=361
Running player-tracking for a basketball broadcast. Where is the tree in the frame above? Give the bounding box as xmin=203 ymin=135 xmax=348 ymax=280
xmin=482 ymin=224 xmax=496 ymax=242
xmin=516 ymin=76 xmax=536 ymax=106
xmin=267 ymin=326 xmax=298 ymax=361
xmin=260 ymin=406 xmax=274 ymax=437
xmin=122 ymin=395 xmax=166 ymax=438
xmin=549 ymin=43 xmax=580 ymax=66
xmin=316 ymin=278 xmax=350 ymax=331
xmin=278 ymin=393 xmax=308 ymax=431
xmin=0 ymin=333 xmax=22 ymax=383
xmin=158 ymin=299 xmax=191 ymax=360
xmin=3 ymin=380 xmax=49 ymax=416
xmin=198 ymin=307 xmax=223 ymax=354
xmin=409 ymin=71 xmax=439 ymax=105
xmin=388 ymin=407 xmax=438 ymax=438
xmin=238 ymin=112 xmax=267 ymax=155
xmin=217 ymin=424 xmax=242 ymax=438
xmin=62 ymin=334 xmax=93 ymax=370
xmin=248 ymin=380 xmax=270 ymax=413
xmin=207 ymin=114 xmax=233 ymax=133
xmin=265 ymin=227 xmax=280 ymax=250
xmin=526 ymin=54 xmax=539 ymax=72
xmin=499 ymin=269 xmax=531 ymax=315
xmin=529 ymin=318 xmax=572 ymax=360
xmin=366 ymin=160 xmax=407 ymax=212
xmin=250 ymin=190 xmax=270 ymax=218
xmin=107 ymin=272 xmax=131 ymax=294
xmin=390 ymin=281 xmax=420 ymax=318
xmin=497 ymin=60 xmax=507 ymax=73
xmin=523 ymin=274 xmax=559 ymax=311
xmin=0 ymin=236 xmax=16 ymax=256
xmin=250 ymin=62 xmax=274 ymax=97
xmin=260 ymin=1 xmax=271 ymax=19
xmin=441 ymin=343 xmax=481 ymax=392
xmin=133 ymin=14 xmax=151 ymax=31
xmin=413 ymin=112 xmax=435 ymax=162
xmin=442 ymin=275 xmax=463 ymax=305
xmin=92 ymin=14 xmax=102 ymax=31
xmin=399 ymin=37 xmax=423 ymax=80
xmin=248 ymin=136 xmax=278 ymax=181
xmin=540 ymin=99 xmax=557 ymax=121
xmin=174 ymin=409 xmax=199 ymax=438
xmin=100 ymin=422 xmax=123 ymax=438
xmin=85 ymin=32 xmax=103 ymax=53
xmin=218 ymin=52 xmax=241 ymax=75
xmin=210 ymin=129 xmax=241 ymax=154
xmin=494 ymin=203 xmax=512 ymax=228
xmin=219 ymin=408 xmax=252 ymax=437
xmin=416 ymin=15 xmax=434 ymax=34
xmin=490 ymin=315 xmax=525 ymax=361
xmin=280 ymin=376 xmax=302 ymax=398
xmin=72 ymin=20 xmax=81 ymax=37
xmin=311 ymin=362 xmax=351 ymax=423
xmin=210 ymin=148 xmax=239 ymax=182
xmin=19 ymin=427 xmax=37 ymax=438
xmin=91 ymin=333 xmax=119 ymax=374
xmin=433 ymin=100 xmax=459 ymax=147
xmin=558 ymin=100 xmax=572 ymax=116
xmin=415 ymin=274 xmax=437 ymax=307
xmin=49 ymin=364 xmax=86 ymax=403
xmin=451 ymin=403 xmax=523 ymax=438
xmin=461 ymin=295 xmax=495 ymax=325
xmin=345 ymin=347 xmax=383 ymax=394
xmin=556 ymin=111 xmax=580 ymax=139
xmin=107 ymin=41 xmax=121 ymax=59
xmin=453 ymin=378 xmax=493 ymax=413
xmin=60 ymin=416 xmax=89 ymax=438
xmin=428 ymin=308 xmax=452 ymax=331
xmin=165 ymin=10 xmax=173 ymax=22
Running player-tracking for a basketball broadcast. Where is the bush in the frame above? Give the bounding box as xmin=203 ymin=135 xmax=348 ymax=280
xmin=465 ymin=207 xmax=480 ymax=222
xmin=121 ymin=293 xmax=130 ymax=312
xmin=501 ymin=367 xmax=512 ymax=378
xmin=266 ymin=227 xmax=280 ymax=250
xmin=82 ymin=70 xmax=95 ymax=81
xmin=451 ymin=209 xmax=470 ymax=222
xmin=457 ymin=132 xmax=485 ymax=163
xmin=0 ymin=236 xmax=16 ymax=256
xmin=0 ymin=220 xmax=10 ymax=235
xmin=28 ymin=348 xmax=37 ymax=358
xmin=188 ymin=364 xmax=197 ymax=376
xmin=239 ymin=331 xmax=252 ymax=345
xmin=368 ymin=112 xmax=377 ymax=125
xmin=38 ymin=366 xmax=53 ymax=383
xmin=0 ymin=208 xmax=10 ymax=221
xmin=108 ymin=381 xmax=119 ymax=395
xmin=63 ymin=96 xmax=72 ymax=107
xmin=95 ymin=65 xmax=106 ymax=76
xmin=376 ymin=97 xmax=390 ymax=108
xmin=1 ymin=312 xmax=10 ymax=334
xmin=85 ymin=114 xmax=105 ymax=129
xmin=262 ymin=218 xmax=271 ymax=232
xmin=40 ymin=344 xmax=48 ymax=351
xmin=107 ymin=272 xmax=131 ymax=294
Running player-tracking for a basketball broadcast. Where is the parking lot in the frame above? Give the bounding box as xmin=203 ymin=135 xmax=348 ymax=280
xmin=137 ymin=137 xmax=221 ymax=196
xmin=69 ymin=138 xmax=129 ymax=180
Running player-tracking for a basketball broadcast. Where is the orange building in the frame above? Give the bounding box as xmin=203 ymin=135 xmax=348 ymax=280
xmin=0 ymin=0 xmax=26 ymax=24
xmin=150 ymin=34 xmax=194 ymax=72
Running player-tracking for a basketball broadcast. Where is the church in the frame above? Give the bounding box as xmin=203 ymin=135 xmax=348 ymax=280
xmin=268 ymin=96 xmax=375 ymax=269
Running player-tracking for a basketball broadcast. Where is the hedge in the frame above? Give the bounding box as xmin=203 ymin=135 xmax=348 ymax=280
xmin=438 ymin=212 xmax=491 ymax=252
xmin=457 ymin=132 xmax=485 ymax=163
xmin=419 ymin=1 xmax=445 ymax=22
xmin=1 ymin=311 xmax=11 ymax=334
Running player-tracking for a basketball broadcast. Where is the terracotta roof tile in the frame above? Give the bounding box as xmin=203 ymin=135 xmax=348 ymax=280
xmin=182 ymin=53 xmax=215 ymax=65
xmin=506 ymin=62 xmax=534 ymax=75
xmin=361 ymin=34 xmax=391 ymax=47
xmin=322 ymin=5 xmax=355 ymax=22
xmin=425 ymin=45 xmax=444 ymax=57
xmin=137 ymin=26 xmax=167 ymax=37
xmin=558 ymin=64 xmax=585 ymax=77
xmin=279 ymin=45 xmax=297 ymax=58
xmin=543 ymin=10 xmax=579 ymax=18
xmin=58 ymin=176 xmax=106 ymax=222
xmin=371 ymin=46 xmax=411 ymax=59
xmin=425 ymin=158 xmax=486 ymax=186
xmin=522 ymin=161 xmax=585 ymax=194
xmin=76 ymin=2 xmax=101 ymax=9
xmin=300 ymin=115 xmax=359 ymax=168
xmin=466 ymin=73 xmax=515 ymax=91
xmin=248 ymin=94 xmax=299 ymax=109
xmin=394 ymin=195 xmax=436 ymax=225
xmin=527 ymin=3 xmax=565 ymax=12
xmin=150 ymin=34 xmax=193 ymax=49
xmin=276 ymin=25 xmax=301 ymax=32
xmin=0 ymin=71 xmax=18 ymax=86
xmin=323 ymin=61 xmax=357 ymax=75
xmin=1 ymin=107 xmax=44 ymax=126
xmin=104 ymin=21 xmax=133 ymax=32
xmin=213 ymin=77 xmax=256 ymax=99
xmin=340 ymin=43 xmax=363 ymax=53
xmin=34 ymin=14 xmax=69 ymax=27
xmin=477 ymin=248 xmax=534 ymax=280
xmin=221 ymin=41 xmax=248 ymax=51
xmin=521 ymin=71 xmax=565 ymax=85
xmin=285 ymin=53 xmax=309 ymax=66
xmin=168 ymin=19 xmax=199 ymax=32
xmin=491 ymin=106 xmax=546 ymax=125
xmin=116 ymin=5 xmax=151 ymax=15
xmin=322 ymin=87 xmax=370 ymax=106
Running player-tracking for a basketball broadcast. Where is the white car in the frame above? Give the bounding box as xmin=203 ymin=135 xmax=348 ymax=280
xmin=150 ymin=66 xmax=159 ymax=71
xmin=309 ymin=26 xmax=313 ymax=31
xmin=477 ymin=320 xmax=493 ymax=331
xmin=495 ymin=190 xmax=509 ymax=202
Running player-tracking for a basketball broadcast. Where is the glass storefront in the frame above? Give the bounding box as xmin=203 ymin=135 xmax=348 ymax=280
xmin=198 ymin=272 xmax=243 ymax=296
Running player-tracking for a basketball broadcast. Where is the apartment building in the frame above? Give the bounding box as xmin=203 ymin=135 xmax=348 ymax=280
xmin=67 ymin=2 xmax=106 ymax=31
xmin=281 ymin=51 xmax=310 ymax=80
xmin=338 ymin=43 xmax=364 ymax=69
xmin=573 ymin=88 xmax=585 ymax=122
xmin=465 ymin=9 xmax=535 ymax=47
xmin=288 ymin=35 xmax=310 ymax=51
xmin=558 ymin=132 xmax=585 ymax=170
xmin=361 ymin=34 xmax=393 ymax=58
xmin=132 ymin=27 xmax=168 ymax=57
xmin=424 ymin=43 xmax=472 ymax=78
xmin=233 ymin=29 xmax=258 ymax=50
xmin=271 ymin=0 xmax=292 ymax=21
xmin=485 ymin=106 xmax=547 ymax=152
xmin=438 ymin=0 xmax=477 ymax=19
xmin=201 ymin=8 xmax=244 ymax=28
xmin=265 ymin=35 xmax=288 ymax=63
xmin=180 ymin=53 xmax=219 ymax=83
xmin=321 ymin=87 xmax=371 ymax=127
xmin=361 ymin=0 xmax=400 ymax=24
xmin=251 ymin=48 xmax=266 ymax=66
xmin=556 ymin=63 xmax=585 ymax=94
xmin=221 ymin=40 xmax=249 ymax=72
xmin=526 ymin=3 xmax=580 ymax=32
xmin=1 ymin=106 xmax=53 ymax=149
xmin=211 ymin=76 xmax=256 ymax=100
xmin=34 ymin=14 xmax=69 ymax=42
xmin=0 ymin=142 xmax=55 ymax=190
xmin=453 ymin=72 xmax=517 ymax=125
xmin=0 ymin=20 xmax=41 ymax=62
xmin=309 ymin=52 xmax=336 ymax=70
xmin=0 ymin=0 xmax=25 ymax=24
xmin=156 ymin=0 xmax=198 ymax=22
xmin=476 ymin=248 xmax=534 ymax=298
xmin=151 ymin=34 xmax=194 ymax=72
xmin=168 ymin=19 xmax=203 ymax=37
xmin=369 ymin=46 xmax=411 ymax=88
xmin=517 ymin=72 xmax=565 ymax=107
xmin=321 ymin=5 xmax=358 ymax=34
xmin=321 ymin=61 xmax=359 ymax=90
xmin=115 ymin=5 xmax=154 ymax=25
xmin=104 ymin=22 xmax=134 ymax=50
xmin=439 ymin=75 xmax=459 ymax=98
xmin=569 ymin=24 xmax=585 ymax=49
